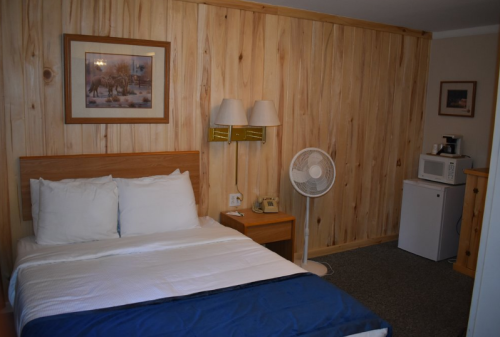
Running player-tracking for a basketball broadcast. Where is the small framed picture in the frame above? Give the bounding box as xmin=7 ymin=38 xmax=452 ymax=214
xmin=64 ymin=34 xmax=170 ymax=124
xmin=438 ymin=81 xmax=476 ymax=117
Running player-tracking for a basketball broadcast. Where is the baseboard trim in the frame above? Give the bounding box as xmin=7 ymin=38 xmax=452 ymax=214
xmin=294 ymin=235 xmax=399 ymax=260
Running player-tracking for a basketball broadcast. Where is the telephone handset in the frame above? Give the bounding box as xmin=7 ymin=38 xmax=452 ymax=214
xmin=252 ymin=196 xmax=279 ymax=213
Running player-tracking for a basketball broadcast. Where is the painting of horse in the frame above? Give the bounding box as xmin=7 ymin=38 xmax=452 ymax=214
xmin=85 ymin=52 xmax=152 ymax=109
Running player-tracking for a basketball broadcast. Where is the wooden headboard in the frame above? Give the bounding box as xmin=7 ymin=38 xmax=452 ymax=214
xmin=19 ymin=151 xmax=200 ymax=221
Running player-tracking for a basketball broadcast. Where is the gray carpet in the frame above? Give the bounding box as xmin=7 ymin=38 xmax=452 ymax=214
xmin=313 ymin=240 xmax=474 ymax=337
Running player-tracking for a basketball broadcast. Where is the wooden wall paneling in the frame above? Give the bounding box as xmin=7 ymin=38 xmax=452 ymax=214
xmin=180 ymin=0 xmax=432 ymax=39
xmin=197 ymin=3 xmax=211 ymax=216
xmin=170 ymin=1 xmax=184 ymax=150
xmin=276 ymin=15 xmax=292 ymax=225
xmin=149 ymin=0 xmax=169 ymax=152
xmin=364 ymin=31 xmax=383 ymax=239
xmin=308 ymin=21 xmax=325 ymax=249
xmin=390 ymin=36 xmax=416 ymax=235
xmin=130 ymin=0 xmax=152 ymax=153
xmin=466 ymin=175 xmax=488 ymax=270
xmin=238 ymin=10 xmax=257 ymax=208
xmin=338 ymin=26 xmax=356 ymax=245
xmin=404 ymin=37 xmax=427 ymax=185
xmin=368 ymin=32 xmax=392 ymax=238
xmin=2 ymin=0 xmax=32 ymax=252
xmin=345 ymin=27 xmax=366 ymax=243
xmin=186 ymin=1 xmax=201 ymax=152
xmin=330 ymin=24 xmax=345 ymax=246
xmin=293 ymin=18 xmax=314 ymax=253
xmin=406 ymin=39 xmax=430 ymax=178
xmin=80 ymin=0 xmax=107 ymax=155
xmin=355 ymin=28 xmax=375 ymax=242
xmin=413 ymin=39 xmax=430 ymax=162
xmin=207 ymin=5 xmax=228 ymax=219
xmin=171 ymin=0 xmax=184 ymax=151
xmin=97 ymin=0 xmax=112 ymax=35
xmin=105 ymin=0 xmax=123 ymax=154
xmin=381 ymin=34 xmax=402 ymax=235
xmin=401 ymin=38 xmax=421 ymax=181
xmin=98 ymin=0 xmax=115 ymax=154
xmin=379 ymin=34 xmax=401 ymax=235
xmin=178 ymin=1 xmax=198 ymax=151
xmin=276 ymin=15 xmax=292 ymax=220
xmin=2 ymin=0 xmax=433 ymax=266
xmin=308 ymin=21 xmax=323 ymax=149
xmin=261 ymin=14 xmax=280 ymax=198
xmin=23 ymin=0 xmax=46 ymax=157
xmin=222 ymin=8 xmax=241 ymax=212
xmin=315 ymin=22 xmax=335 ymax=248
xmin=163 ymin=0 xmax=176 ymax=152
xmin=62 ymin=0 xmax=83 ymax=154
xmin=42 ymin=0 xmax=65 ymax=156
xmin=0 ymin=2 xmax=13 ymax=299
xmin=285 ymin=17 xmax=305 ymax=253
xmin=116 ymin=0 xmax=134 ymax=154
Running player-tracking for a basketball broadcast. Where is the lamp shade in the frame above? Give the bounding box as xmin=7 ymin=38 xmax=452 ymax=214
xmin=215 ymin=99 xmax=248 ymax=126
xmin=249 ymin=100 xmax=281 ymax=126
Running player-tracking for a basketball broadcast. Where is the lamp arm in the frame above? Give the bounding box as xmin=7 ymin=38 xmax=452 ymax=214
xmin=227 ymin=125 xmax=232 ymax=144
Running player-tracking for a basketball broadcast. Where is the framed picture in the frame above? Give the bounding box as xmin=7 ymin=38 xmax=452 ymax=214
xmin=438 ymin=81 xmax=476 ymax=117
xmin=64 ymin=34 xmax=170 ymax=124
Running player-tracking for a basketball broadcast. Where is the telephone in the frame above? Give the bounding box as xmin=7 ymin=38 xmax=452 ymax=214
xmin=252 ymin=196 xmax=279 ymax=213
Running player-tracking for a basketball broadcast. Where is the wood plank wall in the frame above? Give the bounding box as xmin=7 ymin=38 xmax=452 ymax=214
xmin=0 ymin=0 xmax=430 ymax=295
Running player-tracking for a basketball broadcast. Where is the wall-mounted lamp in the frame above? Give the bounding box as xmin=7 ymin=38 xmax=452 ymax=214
xmin=209 ymin=99 xmax=280 ymax=143
xmin=212 ymin=99 xmax=248 ymax=144
xmin=209 ymin=99 xmax=281 ymax=203
xmin=248 ymin=100 xmax=281 ymax=144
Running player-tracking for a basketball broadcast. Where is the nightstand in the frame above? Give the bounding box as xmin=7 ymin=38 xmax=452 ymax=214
xmin=219 ymin=209 xmax=295 ymax=262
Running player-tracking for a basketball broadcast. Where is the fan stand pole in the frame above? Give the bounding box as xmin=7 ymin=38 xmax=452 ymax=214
xmin=302 ymin=197 xmax=310 ymax=265
xmin=295 ymin=196 xmax=328 ymax=277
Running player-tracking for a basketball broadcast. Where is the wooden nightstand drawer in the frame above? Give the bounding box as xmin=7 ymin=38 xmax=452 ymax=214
xmin=246 ymin=221 xmax=292 ymax=244
xmin=219 ymin=209 xmax=296 ymax=261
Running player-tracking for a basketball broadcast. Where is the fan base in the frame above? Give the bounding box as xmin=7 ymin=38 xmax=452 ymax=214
xmin=294 ymin=259 xmax=328 ymax=277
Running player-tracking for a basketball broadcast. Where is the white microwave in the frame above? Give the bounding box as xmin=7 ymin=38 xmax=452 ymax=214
xmin=418 ymin=154 xmax=472 ymax=185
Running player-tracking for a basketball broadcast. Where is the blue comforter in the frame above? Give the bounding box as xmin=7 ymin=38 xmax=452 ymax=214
xmin=22 ymin=273 xmax=391 ymax=337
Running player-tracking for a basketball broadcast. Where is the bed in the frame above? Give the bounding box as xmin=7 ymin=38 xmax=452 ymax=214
xmin=10 ymin=151 xmax=392 ymax=337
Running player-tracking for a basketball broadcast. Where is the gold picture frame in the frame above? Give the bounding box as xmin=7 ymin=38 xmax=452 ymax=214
xmin=64 ymin=34 xmax=170 ymax=124
xmin=438 ymin=81 xmax=476 ymax=118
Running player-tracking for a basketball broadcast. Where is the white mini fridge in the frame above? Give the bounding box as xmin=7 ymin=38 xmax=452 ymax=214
xmin=398 ymin=179 xmax=465 ymax=261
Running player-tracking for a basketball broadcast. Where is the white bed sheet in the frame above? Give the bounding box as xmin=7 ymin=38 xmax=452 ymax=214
xmin=10 ymin=216 xmax=387 ymax=337
xmin=10 ymin=217 xmax=305 ymax=334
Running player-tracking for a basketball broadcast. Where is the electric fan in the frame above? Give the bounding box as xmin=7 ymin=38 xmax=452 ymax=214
xmin=289 ymin=148 xmax=336 ymax=276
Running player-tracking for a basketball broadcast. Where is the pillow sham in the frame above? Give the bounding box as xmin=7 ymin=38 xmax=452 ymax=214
xmin=36 ymin=179 xmax=119 ymax=245
xmin=115 ymin=171 xmax=199 ymax=237
xmin=112 ymin=169 xmax=181 ymax=236
xmin=30 ymin=175 xmax=112 ymax=236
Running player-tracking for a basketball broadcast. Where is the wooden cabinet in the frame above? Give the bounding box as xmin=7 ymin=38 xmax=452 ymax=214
xmin=220 ymin=209 xmax=295 ymax=262
xmin=453 ymin=168 xmax=489 ymax=277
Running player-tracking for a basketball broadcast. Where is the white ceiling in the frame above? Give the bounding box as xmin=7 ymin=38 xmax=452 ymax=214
xmin=249 ymin=0 xmax=500 ymax=33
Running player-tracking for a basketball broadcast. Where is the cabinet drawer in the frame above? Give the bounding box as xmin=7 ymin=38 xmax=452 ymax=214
xmin=246 ymin=221 xmax=292 ymax=244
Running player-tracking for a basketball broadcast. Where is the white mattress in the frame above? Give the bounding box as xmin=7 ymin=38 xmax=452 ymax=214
xmin=10 ymin=216 xmax=387 ymax=337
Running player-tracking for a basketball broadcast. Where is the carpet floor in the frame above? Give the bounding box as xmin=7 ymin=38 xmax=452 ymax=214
xmin=313 ymin=240 xmax=474 ymax=337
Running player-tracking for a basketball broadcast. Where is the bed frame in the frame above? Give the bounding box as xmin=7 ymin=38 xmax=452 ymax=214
xmin=19 ymin=151 xmax=200 ymax=221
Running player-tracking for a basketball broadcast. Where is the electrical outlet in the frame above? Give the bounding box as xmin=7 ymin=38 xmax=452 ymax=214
xmin=229 ymin=193 xmax=242 ymax=207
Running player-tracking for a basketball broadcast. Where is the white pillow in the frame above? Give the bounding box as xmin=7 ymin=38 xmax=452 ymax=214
xmin=112 ymin=169 xmax=181 ymax=236
xmin=36 ymin=179 xmax=119 ymax=245
xmin=30 ymin=175 xmax=112 ymax=235
xmin=115 ymin=171 xmax=200 ymax=237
